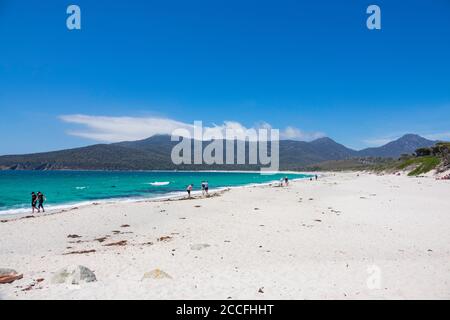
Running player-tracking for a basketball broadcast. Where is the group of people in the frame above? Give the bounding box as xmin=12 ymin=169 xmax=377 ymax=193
xmin=280 ymin=174 xmax=318 ymax=186
xmin=186 ymin=181 xmax=209 ymax=198
xmin=31 ymin=191 xmax=46 ymax=213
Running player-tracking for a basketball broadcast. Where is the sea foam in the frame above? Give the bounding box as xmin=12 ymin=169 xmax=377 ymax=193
xmin=149 ymin=181 xmax=170 ymax=186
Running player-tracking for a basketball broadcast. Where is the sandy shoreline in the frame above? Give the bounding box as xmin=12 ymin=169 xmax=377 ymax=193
xmin=1 ymin=171 xmax=449 ymax=299
xmin=0 ymin=171 xmax=310 ymax=219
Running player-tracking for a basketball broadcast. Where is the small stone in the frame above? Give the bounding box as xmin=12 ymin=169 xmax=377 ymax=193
xmin=190 ymin=244 xmax=210 ymax=251
xmin=94 ymin=236 xmax=108 ymax=243
xmin=142 ymin=269 xmax=172 ymax=280
xmin=67 ymin=234 xmax=82 ymax=238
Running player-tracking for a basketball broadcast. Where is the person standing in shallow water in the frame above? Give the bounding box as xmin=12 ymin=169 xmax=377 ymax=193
xmin=37 ymin=191 xmax=46 ymax=213
xmin=31 ymin=192 xmax=38 ymax=213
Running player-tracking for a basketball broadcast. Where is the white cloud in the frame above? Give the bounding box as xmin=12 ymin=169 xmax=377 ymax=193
xmin=281 ymin=126 xmax=325 ymax=141
xmin=60 ymin=114 xmax=324 ymax=143
xmin=60 ymin=114 xmax=193 ymax=142
xmin=423 ymin=132 xmax=450 ymax=141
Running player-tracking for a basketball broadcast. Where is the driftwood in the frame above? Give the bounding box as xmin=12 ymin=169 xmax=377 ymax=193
xmin=103 ymin=240 xmax=127 ymax=246
xmin=157 ymin=236 xmax=173 ymax=242
xmin=63 ymin=249 xmax=96 ymax=255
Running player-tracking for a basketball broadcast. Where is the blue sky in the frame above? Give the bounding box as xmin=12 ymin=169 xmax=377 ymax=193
xmin=0 ymin=0 xmax=449 ymax=155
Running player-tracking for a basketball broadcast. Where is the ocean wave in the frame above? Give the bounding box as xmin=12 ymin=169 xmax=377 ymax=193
xmin=75 ymin=186 xmax=87 ymax=190
xmin=0 ymin=192 xmax=183 ymax=217
xmin=149 ymin=181 xmax=170 ymax=186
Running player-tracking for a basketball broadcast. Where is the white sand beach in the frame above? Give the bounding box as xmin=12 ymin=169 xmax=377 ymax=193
xmin=0 ymin=172 xmax=449 ymax=300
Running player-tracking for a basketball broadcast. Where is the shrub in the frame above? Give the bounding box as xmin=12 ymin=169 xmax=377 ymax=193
xmin=415 ymin=147 xmax=431 ymax=157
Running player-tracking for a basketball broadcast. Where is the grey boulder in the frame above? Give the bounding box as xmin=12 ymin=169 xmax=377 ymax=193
xmin=0 ymin=268 xmax=18 ymax=276
xmin=51 ymin=265 xmax=96 ymax=285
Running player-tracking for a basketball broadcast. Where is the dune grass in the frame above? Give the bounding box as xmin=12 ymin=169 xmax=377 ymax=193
xmin=396 ymin=156 xmax=440 ymax=176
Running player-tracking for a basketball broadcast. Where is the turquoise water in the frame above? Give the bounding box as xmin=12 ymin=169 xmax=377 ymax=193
xmin=0 ymin=171 xmax=309 ymax=215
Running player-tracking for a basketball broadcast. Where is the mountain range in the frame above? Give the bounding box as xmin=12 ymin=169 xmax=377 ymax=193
xmin=0 ymin=134 xmax=438 ymax=171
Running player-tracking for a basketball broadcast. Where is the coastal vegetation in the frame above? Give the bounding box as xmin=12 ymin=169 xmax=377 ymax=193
xmin=308 ymin=142 xmax=449 ymax=176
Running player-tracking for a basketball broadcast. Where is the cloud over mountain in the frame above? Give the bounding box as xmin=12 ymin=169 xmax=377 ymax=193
xmin=60 ymin=114 xmax=325 ymax=142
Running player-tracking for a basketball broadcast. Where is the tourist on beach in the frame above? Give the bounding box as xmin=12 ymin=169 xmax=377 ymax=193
xmin=204 ymin=181 xmax=209 ymax=195
xmin=284 ymin=177 xmax=289 ymax=186
xmin=37 ymin=192 xmax=46 ymax=212
xmin=186 ymin=184 xmax=193 ymax=198
xmin=31 ymin=192 xmax=38 ymax=213
xmin=315 ymin=174 xmax=318 ymax=180
xmin=280 ymin=177 xmax=284 ymax=187
xmin=201 ymin=181 xmax=206 ymax=195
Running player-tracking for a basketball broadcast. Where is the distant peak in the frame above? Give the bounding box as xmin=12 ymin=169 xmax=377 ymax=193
xmin=310 ymin=137 xmax=336 ymax=143
xmin=399 ymin=133 xmax=421 ymax=139
xmin=394 ymin=134 xmax=434 ymax=143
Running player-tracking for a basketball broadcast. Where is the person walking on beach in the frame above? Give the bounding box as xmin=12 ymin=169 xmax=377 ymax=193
xmin=186 ymin=184 xmax=193 ymax=198
xmin=284 ymin=177 xmax=289 ymax=186
xmin=31 ymin=192 xmax=38 ymax=213
xmin=201 ymin=181 xmax=206 ymax=195
xmin=315 ymin=174 xmax=318 ymax=180
xmin=279 ymin=177 xmax=284 ymax=187
xmin=203 ymin=181 xmax=209 ymax=196
xmin=37 ymin=191 xmax=46 ymax=212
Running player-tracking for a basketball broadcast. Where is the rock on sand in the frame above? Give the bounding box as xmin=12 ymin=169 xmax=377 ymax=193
xmin=51 ymin=265 xmax=97 ymax=285
xmin=190 ymin=243 xmax=211 ymax=250
xmin=142 ymin=269 xmax=172 ymax=280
